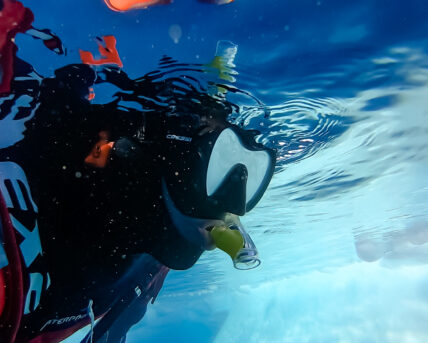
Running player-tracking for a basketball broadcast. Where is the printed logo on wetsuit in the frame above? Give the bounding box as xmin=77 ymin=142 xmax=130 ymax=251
xmin=40 ymin=314 xmax=88 ymax=331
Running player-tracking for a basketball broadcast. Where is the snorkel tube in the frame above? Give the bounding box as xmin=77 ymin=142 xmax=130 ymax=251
xmin=210 ymin=215 xmax=261 ymax=270
xmin=160 ymin=40 xmax=274 ymax=271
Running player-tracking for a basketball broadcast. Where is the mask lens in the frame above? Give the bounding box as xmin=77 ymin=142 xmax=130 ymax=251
xmin=243 ymin=148 xmax=271 ymax=204
xmin=206 ymin=128 xmax=272 ymax=208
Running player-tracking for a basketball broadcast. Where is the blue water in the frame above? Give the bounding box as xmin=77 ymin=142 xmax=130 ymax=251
xmin=15 ymin=0 xmax=428 ymax=342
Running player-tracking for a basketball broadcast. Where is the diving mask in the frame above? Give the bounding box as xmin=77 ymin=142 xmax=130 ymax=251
xmin=163 ymin=125 xmax=276 ymax=220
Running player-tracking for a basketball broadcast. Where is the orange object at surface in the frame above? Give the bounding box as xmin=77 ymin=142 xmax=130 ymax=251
xmin=198 ymin=0 xmax=234 ymax=3
xmin=79 ymin=35 xmax=123 ymax=68
xmin=104 ymin=0 xmax=171 ymax=12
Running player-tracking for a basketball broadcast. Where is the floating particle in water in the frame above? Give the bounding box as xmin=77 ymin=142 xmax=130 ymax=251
xmin=169 ymin=25 xmax=182 ymax=44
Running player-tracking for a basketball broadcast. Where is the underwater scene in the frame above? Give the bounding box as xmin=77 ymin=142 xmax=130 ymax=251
xmin=1 ymin=0 xmax=428 ymax=342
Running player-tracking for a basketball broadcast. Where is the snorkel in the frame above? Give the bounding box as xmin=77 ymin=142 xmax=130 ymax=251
xmin=210 ymin=214 xmax=261 ymax=270
xmin=155 ymin=40 xmax=274 ymax=270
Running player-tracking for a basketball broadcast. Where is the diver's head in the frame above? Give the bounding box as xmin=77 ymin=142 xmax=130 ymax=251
xmin=160 ymin=124 xmax=275 ymax=270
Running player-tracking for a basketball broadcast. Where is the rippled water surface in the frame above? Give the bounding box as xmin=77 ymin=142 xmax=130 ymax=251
xmin=9 ymin=0 xmax=428 ymax=342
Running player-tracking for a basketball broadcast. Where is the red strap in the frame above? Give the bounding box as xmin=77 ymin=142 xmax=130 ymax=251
xmin=0 ymin=190 xmax=25 ymax=343
xmin=0 ymin=269 xmax=5 ymax=316
xmin=0 ymin=0 xmax=34 ymax=94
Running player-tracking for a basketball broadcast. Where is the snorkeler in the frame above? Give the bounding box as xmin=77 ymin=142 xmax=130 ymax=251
xmin=0 ymin=4 xmax=275 ymax=342
xmin=0 ymin=59 xmax=275 ymax=342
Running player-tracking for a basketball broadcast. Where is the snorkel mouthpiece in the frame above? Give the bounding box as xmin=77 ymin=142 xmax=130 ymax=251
xmin=210 ymin=224 xmax=261 ymax=270
xmin=210 ymin=225 xmax=243 ymax=260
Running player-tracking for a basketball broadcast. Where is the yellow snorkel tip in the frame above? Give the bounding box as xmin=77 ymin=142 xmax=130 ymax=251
xmin=210 ymin=222 xmax=261 ymax=270
xmin=210 ymin=225 xmax=244 ymax=260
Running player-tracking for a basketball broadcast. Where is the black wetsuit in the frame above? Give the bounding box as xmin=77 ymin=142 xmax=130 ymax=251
xmin=0 ymin=64 xmax=205 ymax=342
